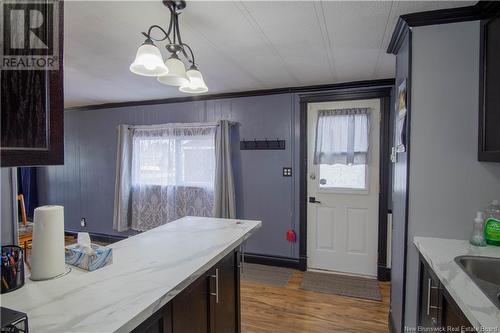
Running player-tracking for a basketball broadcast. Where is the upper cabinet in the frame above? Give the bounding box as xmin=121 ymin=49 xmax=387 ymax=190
xmin=479 ymin=14 xmax=500 ymax=162
xmin=1 ymin=0 xmax=64 ymax=167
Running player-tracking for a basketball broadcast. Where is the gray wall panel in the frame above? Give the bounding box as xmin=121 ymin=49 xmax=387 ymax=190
xmin=37 ymin=85 xmax=393 ymax=259
xmin=405 ymin=21 xmax=500 ymax=329
xmin=38 ymin=94 xmax=297 ymax=257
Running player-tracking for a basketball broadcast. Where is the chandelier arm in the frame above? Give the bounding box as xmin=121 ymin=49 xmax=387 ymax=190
xmin=144 ymin=25 xmax=171 ymax=42
xmin=174 ymin=13 xmax=182 ymax=47
xmin=181 ymin=43 xmax=196 ymax=66
xmin=165 ymin=11 xmax=174 ymax=38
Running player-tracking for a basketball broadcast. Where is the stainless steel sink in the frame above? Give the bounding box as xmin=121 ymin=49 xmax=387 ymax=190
xmin=455 ymin=256 xmax=500 ymax=309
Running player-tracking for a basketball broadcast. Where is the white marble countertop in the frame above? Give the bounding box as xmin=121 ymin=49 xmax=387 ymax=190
xmin=414 ymin=237 xmax=500 ymax=330
xmin=1 ymin=217 xmax=261 ymax=333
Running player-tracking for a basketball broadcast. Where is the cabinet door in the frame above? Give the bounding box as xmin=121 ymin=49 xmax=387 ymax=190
xmin=479 ymin=15 xmax=500 ymax=162
xmin=441 ymin=291 xmax=476 ymax=333
xmin=132 ymin=303 xmax=172 ymax=333
xmin=172 ymin=274 xmax=210 ymax=333
xmin=209 ymin=251 xmax=239 ymax=333
xmin=418 ymin=259 xmax=441 ymax=328
xmin=0 ymin=0 xmax=64 ymax=167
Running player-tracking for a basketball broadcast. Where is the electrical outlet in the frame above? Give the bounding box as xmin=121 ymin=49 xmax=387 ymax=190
xmin=80 ymin=218 xmax=86 ymax=227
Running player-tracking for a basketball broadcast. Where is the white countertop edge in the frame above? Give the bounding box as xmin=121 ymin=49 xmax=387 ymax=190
xmin=117 ymin=221 xmax=261 ymax=333
xmin=414 ymin=237 xmax=500 ymax=330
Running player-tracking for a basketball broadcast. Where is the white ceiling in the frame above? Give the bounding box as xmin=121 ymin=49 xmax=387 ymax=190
xmin=64 ymin=0 xmax=475 ymax=107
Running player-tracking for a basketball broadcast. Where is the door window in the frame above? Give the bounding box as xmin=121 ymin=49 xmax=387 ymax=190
xmin=314 ymin=108 xmax=370 ymax=192
xmin=319 ymin=163 xmax=367 ymax=190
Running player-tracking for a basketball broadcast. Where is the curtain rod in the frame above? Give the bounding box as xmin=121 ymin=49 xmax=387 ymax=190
xmin=126 ymin=121 xmax=238 ymax=130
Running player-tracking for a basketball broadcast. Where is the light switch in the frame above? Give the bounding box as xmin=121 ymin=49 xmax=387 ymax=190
xmin=283 ymin=167 xmax=292 ymax=177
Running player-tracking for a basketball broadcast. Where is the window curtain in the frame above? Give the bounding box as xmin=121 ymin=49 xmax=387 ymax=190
xmin=113 ymin=121 xmax=236 ymax=232
xmin=214 ymin=120 xmax=236 ymax=219
xmin=17 ymin=167 xmax=38 ymax=219
xmin=112 ymin=125 xmax=133 ymax=232
xmin=314 ymin=108 xmax=371 ymax=165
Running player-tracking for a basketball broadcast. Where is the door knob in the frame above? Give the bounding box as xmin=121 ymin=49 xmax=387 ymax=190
xmin=309 ymin=197 xmax=321 ymax=204
xmin=309 ymin=173 xmax=316 ymax=180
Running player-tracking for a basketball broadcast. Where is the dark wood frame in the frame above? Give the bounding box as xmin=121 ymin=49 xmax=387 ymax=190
xmin=0 ymin=0 xmax=64 ymax=167
xmin=478 ymin=13 xmax=500 ymax=162
xmin=298 ymin=85 xmax=393 ymax=281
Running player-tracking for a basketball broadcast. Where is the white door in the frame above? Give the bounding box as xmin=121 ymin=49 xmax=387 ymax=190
xmin=307 ymin=99 xmax=380 ymax=277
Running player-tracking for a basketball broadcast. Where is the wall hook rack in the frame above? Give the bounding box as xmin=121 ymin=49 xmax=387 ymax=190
xmin=240 ymin=138 xmax=285 ymax=150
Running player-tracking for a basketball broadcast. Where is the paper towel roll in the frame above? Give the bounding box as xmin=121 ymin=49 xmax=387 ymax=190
xmin=30 ymin=205 xmax=66 ymax=280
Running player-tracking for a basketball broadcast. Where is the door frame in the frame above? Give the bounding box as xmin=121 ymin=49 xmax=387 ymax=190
xmin=298 ymin=86 xmax=393 ymax=281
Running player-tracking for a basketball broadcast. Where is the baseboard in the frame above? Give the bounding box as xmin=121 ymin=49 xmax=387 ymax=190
xmin=378 ymin=265 xmax=391 ymax=282
xmin=243 ymin=253 xmax=301 ymax=270
xmin=65 ymin=230 xmax=127 ymax=244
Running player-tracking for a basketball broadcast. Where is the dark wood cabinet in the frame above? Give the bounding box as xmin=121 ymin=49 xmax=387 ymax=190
xmin=133 ymin=303 xmax=173 ymax=333
xmin=0 ymin=0 xmax=64 ymax=167
xmin=441 ymin=290 xmax=476 ymax=333
xmin=479 ymin=14 xmax=500 ymax=162
xmin=172 ymin=272 xmax=210 ymax=333
xmin=210 ymin=250 xmax=239 ymax=333
xmin=418 ymin=258 xmax=441 ymax=328
xmin=418 ymin=256 xmax=475 ymax=332
xmin=133 ymin=250 xmax=240 ymax=333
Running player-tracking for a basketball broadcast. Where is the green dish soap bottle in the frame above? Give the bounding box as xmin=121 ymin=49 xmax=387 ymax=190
xmin=484 ymin=200 xmax=500 ymax=246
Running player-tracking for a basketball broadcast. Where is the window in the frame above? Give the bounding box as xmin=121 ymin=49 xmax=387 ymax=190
xmin=180 ymin=138 xmax=215 ymax=187
xmin=314 ymin=108 xmax=370 ymax=191
xmin=133 ymin=134 xmax=215 ymax=188
xmin=319 ymin=164 xmax=367 ymax=190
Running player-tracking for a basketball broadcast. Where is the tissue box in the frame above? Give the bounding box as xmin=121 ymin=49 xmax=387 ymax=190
xmin=65 ymin=244 xmax=113 ymax=271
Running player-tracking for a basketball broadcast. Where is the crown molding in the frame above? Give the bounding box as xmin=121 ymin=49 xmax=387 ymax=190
xmin=65 ymin=78 xmax=395 ymax=112
xmin=387 ymin=1 xmax=500 ymax=55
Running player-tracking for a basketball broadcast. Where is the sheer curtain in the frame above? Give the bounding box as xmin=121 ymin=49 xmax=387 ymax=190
xmin=130 ymin=125 xmax=216 ymax=231
xmin=113 ymin=121 xmax=236 ymax=232
xmin=314 ymin=108 xmax=371 ymax=165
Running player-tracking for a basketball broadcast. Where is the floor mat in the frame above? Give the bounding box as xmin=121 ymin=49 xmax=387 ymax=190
xmin=300 ymin=271 xmax=382 ymax=301
xmin=241 ymin=263 xmax=293 ymax=287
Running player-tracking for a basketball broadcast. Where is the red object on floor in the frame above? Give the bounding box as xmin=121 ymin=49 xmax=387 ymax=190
xmin=286 ymin=229 xmax=296 ymax=243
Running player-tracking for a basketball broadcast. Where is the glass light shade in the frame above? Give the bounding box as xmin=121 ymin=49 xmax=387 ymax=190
xmin=179 ymin=68 xmax=208 ymax=93
xmin=130 ymin=43 xmax=168 ymax=77
xmin=157 ymin=56 xmax=189 ymax=86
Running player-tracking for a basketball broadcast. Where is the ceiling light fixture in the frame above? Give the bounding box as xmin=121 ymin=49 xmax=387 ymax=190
xmin=130 ymin=0 xmax=208 ymax=94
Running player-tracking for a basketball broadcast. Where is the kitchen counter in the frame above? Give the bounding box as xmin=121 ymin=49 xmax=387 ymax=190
xmin=414 ymin=237 xmax=500 ymax=330
xmin=1 ymin=216 xmax=261 ymax=332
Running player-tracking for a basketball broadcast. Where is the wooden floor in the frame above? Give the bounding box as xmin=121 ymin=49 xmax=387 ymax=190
xmin=241 ymin=270 xmax=390 ymax=333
